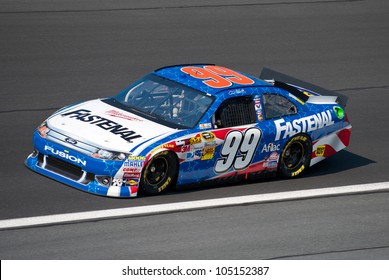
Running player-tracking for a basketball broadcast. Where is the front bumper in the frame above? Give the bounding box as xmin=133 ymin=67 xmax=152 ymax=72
xmin=25 ymin=130 xmax=139 ymax=197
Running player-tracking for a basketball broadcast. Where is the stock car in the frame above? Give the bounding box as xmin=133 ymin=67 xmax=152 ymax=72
xmin=25 ymin=64 xmax=352 ymax=197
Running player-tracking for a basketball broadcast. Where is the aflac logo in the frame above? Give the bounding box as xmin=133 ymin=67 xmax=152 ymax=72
xmin=261 ymin=143 xmax=280 ymax=153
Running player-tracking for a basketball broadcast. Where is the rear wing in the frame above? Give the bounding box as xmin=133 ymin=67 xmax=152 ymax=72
xmin=259 ymin=68 xmax=348 ymax=107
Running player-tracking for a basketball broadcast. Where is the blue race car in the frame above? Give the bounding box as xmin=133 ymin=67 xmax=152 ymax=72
xmin=25 ymin=64 xmax=352 ymax=197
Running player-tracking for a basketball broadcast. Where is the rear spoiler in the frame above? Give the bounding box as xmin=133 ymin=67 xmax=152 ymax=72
xmin=259 ymin=68 xmax=348 ymax=107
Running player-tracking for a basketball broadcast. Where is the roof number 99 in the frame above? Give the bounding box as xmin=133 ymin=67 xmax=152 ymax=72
xmin=181 ymin=66 xmax=255 ymax=88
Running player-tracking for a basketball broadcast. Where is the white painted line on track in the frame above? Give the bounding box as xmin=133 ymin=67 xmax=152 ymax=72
xmin=1 ymin=181 xmax=389 ymax=230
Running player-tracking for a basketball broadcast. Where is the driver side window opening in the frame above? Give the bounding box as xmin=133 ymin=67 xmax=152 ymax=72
xmin=214 ymin=96 xmax=256 ymax=128
xmin=262 ymin=94 xmax=297 ymax=119
xmin=117 ymin=74 xmax=214 ymax=129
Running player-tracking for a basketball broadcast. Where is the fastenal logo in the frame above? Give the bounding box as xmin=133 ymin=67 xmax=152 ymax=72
xmin=44 ymin=145 xmax=86 ymax=166
xmin=274 ymin=110 xmax=334 ymax=141
xmin=62 ymin=109 xmax=142 ymax=142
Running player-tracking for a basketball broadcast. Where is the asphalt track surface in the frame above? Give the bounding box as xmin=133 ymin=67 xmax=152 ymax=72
xmin=0 ymin=0 xmax=388 ymax=259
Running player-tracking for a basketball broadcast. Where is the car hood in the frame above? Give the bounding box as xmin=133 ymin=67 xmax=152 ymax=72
xmin=47 ymin=99 xmax=176 ymax=153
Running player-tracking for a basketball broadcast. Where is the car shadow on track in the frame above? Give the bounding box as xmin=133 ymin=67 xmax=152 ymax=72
xmin=140 ymin=150 xmax=375 ymax=198
xmin=305 ymin=150 xmax=376 ymax=177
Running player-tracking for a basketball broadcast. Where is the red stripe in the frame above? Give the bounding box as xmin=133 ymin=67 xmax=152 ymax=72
xmin=337 ymin=127 xmax=351 ymax=147
xmin=130 ymin=186 xmax=138 ymax=195
xmin=323 ymin=144 xmax=337 ymax=157
xmin=312 ymin=144 xmax=337 ymax=159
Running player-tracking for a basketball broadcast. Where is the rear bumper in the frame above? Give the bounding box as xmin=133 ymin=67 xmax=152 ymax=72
xmin=310 ymin=125 xmax=352 ymax=166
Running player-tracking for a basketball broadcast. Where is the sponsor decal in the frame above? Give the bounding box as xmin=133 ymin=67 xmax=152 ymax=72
xmin=124 ymin=160 xmax=143 ymax=168
xmin=105 ymin=110 xmax=143 ymax=122
xmin=150 ymin=143 xmax=176 ymax=155
xmin=123 ymin=173 xmax=141 ymax=179
xmin=257 ymin=111 xmax=263 ymax=121
xmin=201 ymin=132 xmax=216 ymax=141
xmin=127 ymin=156 xmax=146 ymax=161
xmin=199 ymin=123 xmax=212 ymax=130
xmin=176 ymin=139 xmax=190 ymax=146
xmin=274 ymin=110 xmax=334 ymax=141
xmin=261 ymin=143 xmax=280 ymax=153
xmin=315 ymin=145 xmax=326 ymax=157
xmin=254 ymin=97 xmax=263 ymax=121
xmin=263 ymin=160 xmax=277 ymax=169
xmin=189 ymin=136 xmax=201 ymax=145
xmin=181 ymin=145 xmax=191 ymax=153
xmin=126 ymin=179 xmax=139 ymax=186
xmin=62 ymin=109 xmax=142 ymax=142
xmin=201 ymin=147 xmax=215 ymax=160
xmin=111 ymin=178 xmax=124 ymax=187
xmin=263 ymin=152 xmax=279 ymax=168
xmin=160 ymin=143 xmax=176 ymax=149
xmin=333 ymin=106 xmax=345 ymax=120
xmin=185 ymin=149 xmax=203 ymax=161
xmin=204 ymin=141 xmax=217 ymax=148
xmin=44 ymin=145 xmax=86 ymax=166
xmin=269 ymin=152 xmax=279 ymax=161
xmin=123 ymin=167 xmax=141 ymax=172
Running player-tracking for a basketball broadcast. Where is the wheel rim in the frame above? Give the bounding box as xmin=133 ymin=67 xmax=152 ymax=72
xmin=283 ymin=142 xmax=305 ymax=169
xmin=145 ymin=157 xmax=168 ymax=185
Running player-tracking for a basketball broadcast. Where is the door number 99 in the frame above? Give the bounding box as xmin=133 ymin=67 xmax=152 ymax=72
xmin=215 ymin=127 xmax=262 ymax=173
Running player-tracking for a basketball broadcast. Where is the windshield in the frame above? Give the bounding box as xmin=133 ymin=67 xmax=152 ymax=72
xmin=112 ymin=74 xmax=214 ymax=129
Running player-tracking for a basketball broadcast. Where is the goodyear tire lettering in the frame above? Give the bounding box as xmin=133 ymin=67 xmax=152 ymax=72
xmin=278 ymin=134 xmax=312 ymax=178
xmin=140 ymin=152 xmax=178 ymax=195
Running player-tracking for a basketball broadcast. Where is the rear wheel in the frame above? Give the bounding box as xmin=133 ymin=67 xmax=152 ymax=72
xmin=140 ymin=151 xmax=178 ymax=195
xmin=278 ymin=134 xmax=312 ymax=178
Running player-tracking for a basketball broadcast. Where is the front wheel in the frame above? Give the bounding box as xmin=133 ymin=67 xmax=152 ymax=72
xmin=140 ymin=151 xmax=178 ymax=195
xmin=278 ymin=134 xmax=312 ymax=178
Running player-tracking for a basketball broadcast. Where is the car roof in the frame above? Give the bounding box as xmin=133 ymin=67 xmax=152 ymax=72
xmin=153 ymin=64 xmax=271 ymax=95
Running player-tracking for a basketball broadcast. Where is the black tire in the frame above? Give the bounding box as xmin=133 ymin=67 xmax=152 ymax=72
xmin=278 ymin=134 xmax=312 ymax=178
xmin=140 ymin=151 xmax=178 ymax=195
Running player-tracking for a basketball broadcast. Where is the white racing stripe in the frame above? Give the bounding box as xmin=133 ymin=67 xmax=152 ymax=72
xmin=1 ymin=181 xmax=389 ymax=230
